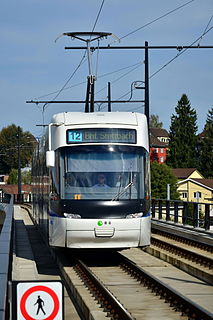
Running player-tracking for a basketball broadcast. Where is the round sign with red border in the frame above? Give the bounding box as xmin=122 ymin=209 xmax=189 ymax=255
xmin=16 ymin=281 xmax=63 ymax=320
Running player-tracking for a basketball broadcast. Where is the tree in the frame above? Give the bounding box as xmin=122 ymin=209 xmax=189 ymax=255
xmin=0 ymin=124 xmax=36 ymax=174
xmin=151 ymin=161 xmax=179 ymax=199
xmin=166 ymin=94 xmax=198 ymax=168
xmin=7 ymin=169 xmax=18 ymax=184
xmin=7 ymin=168 xmax=32 ymax=184
xmin=197 ymin=108 xmax=213 ymax=177
xmin=149 ymin=114 xmax=163 ymax=128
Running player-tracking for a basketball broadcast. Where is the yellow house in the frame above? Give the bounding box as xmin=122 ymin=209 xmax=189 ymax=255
xmin=172 ymin=168 xmax=213 ymax=203
xmin=172 ymin=169 xmax=213 ymax=230
xmin=177 ymin=178 xmax=213 ymax=203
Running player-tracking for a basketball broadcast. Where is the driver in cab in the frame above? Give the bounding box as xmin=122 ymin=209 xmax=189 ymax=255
xmin=93 ymin=174 xmax=110 ymax=188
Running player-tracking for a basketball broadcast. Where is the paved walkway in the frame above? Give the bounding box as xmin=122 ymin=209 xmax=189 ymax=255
xmin=12 ymin=205 xmax=81 ymax=320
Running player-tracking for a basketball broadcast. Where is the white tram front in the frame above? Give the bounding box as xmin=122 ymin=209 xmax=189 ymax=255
xmin=32 ymin=111 xmax=151 ymax=249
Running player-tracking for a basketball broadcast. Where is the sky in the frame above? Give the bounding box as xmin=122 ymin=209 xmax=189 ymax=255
xmin=1 ymin=0 xmax=212 ymax=138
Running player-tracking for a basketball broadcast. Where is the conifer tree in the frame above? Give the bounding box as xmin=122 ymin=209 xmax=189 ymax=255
xmin=167 ymin=94 xmax=198 ymax=168
xmin=197 ymin=108 xmax=213 ymax=177
xmin=149 ymin=114 xmax=163 ymax=128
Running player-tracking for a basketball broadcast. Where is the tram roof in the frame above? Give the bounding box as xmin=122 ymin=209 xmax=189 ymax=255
xmin=51 ymin=112 xmax=147 ymax=127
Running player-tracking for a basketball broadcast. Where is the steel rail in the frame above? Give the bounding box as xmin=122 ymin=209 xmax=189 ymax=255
xmin=75 ymin=259 xmax=135 ymax=320
xmin=120 ymin=255 xmax=213 ymax=320
xmin=151 ymin=236 xmax=213 ymax=269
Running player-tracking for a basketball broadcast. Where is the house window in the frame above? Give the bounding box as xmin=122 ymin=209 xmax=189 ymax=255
xmin=182 ymin=192 xmax=187 ymax=198
xmin=194 ymin=192 xmax=201 ymax=199
xmin=154 ymin=148 xmax=158 ymax=153
xmin=160 ymin=157 xmax=164 ymax=163
xmin=160 ymin=148 xmax=164 ymax=153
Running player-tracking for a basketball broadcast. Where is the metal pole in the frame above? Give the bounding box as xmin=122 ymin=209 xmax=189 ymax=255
xmin=86 ymin=40 xmax=93 ymax=76
xmin=144 ymin=41 xmax=149 ymax=131
xmin=85 ymin=77 xmax=90 ymax=113
xmin=90 ymin=79 xmax=95 ymax=112
xmin=17 ymin=126 xmax=21 ymax=198
xmin=108 ymin=82 xmax=111 ymax=112
xmin=65 ymin=45 xmax=213 ymax=50
xmin=167 ymin=184 xmax=170 ymax=200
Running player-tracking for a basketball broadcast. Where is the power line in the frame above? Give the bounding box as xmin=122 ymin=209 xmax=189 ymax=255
xmin=91 ymin=0 xmax=106 ymax=33
xmin=115 ymin=25 xmax=213 ymax=102
xmin=37 ymin=1 xmax=106 ymax=110
xmin=42 ymin=51 xmax=87 ymax=112
xmin=110 ymin=0 xmax=196 ymax=43
xmin=33 ymin=61 xmax=143 ymax=100
xmin=96 ymin=61 xmax=143 ymax=95
xmin=197 ymin=14 xmax=213 ymax=46
xmin=150 ymin=25 xmax=213 ymax=79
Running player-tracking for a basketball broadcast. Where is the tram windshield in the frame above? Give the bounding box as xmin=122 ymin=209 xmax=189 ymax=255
xmin=60 ymin=145 xmax=149 ymax=201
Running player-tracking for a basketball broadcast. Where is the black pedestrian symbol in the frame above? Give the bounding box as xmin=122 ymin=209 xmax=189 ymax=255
xmin=34 ymin=295 xmax=46 ymax=315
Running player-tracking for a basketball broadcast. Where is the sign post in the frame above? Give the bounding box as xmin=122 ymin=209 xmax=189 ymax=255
xmin=13 ymin=281 xmax=64 ymax=320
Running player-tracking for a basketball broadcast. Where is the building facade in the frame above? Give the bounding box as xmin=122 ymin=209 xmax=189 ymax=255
xmin=150 ymin=128 xmax=169 ymax=163
xmin=172 ymin=168 xmax=213 ymax=204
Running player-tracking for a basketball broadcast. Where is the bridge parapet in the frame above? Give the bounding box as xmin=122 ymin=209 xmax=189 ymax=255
xmin=152 ymin=198 xmax=213 ymax=231
xmin=0 ymin=196 xmax=13 ymax=320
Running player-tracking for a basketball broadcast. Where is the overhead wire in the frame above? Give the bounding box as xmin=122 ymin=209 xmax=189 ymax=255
xmin=96 ymin=61 xmax=143 ymax=95
xmin=42 ymin=51 xmax=87 ymax=112
xmin=114 ymin=24 xmax=213 ymax=106
xmin=34 ymin=0 xmax=106 ymax=123
xmin=32 ymin=0 xmax=209 ymax=118
xmin=109 ymin=0 xmax=196 ymax=44
xmin=197 ymin=14 xmax=213 ymax=46
xmin=150 ymin=25 xmax=213 ymax=79
xmin=97 ymin=0 xmax=198 ymax=110
xmin=33 ymin=0 xmax=195 ymax=108
xmin=99 ymin=1 xmax=213 ymax=113
xmin=95 ymin=63 xmax=143 ymax=111
xmin=91 ymin=0 xmax=105 ymax=33
xmin=34 ymin=51 xmax=87 ymax=132
xmin=33 ymin=61 xmax=143 ymax=100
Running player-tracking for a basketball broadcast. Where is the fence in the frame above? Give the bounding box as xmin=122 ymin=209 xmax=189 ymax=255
xmin=151 ymin=199 xmax=213 ymax=231
xmin=0 ymin=193 xmax=212 ymax=231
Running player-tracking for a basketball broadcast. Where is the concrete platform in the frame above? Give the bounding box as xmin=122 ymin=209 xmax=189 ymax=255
xmin=121 ymin=248 xmax=213 ymax=316
xmin=12 ymin=205 xmax=81 ymax=320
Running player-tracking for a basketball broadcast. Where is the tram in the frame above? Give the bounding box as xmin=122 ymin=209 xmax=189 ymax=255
xmin=32 ymin=111 xmax=151 ymax=249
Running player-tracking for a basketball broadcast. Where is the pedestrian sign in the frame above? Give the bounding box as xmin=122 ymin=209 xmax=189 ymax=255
xmin=13 ymin=281 xmax=64 ymax=320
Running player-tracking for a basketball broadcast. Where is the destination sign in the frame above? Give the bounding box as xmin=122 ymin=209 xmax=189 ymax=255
xmin=66 ymin=128 xmax=136 ymax=144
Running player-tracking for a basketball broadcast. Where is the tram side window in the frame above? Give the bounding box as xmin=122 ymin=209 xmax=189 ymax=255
xmin=50 ymin=151 xmax=60 ymax=197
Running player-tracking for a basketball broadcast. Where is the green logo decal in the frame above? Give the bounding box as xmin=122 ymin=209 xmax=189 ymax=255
xmin=97 ymin=220 xmax=103 ymax=226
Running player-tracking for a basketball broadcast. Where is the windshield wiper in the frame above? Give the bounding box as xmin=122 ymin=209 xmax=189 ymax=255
xmin=111 ymin=181 xmax=133 ymax=201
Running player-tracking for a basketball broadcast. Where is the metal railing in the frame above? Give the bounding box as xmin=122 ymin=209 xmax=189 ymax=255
xmin=0 ymin=192 xmax=32 ymax=205
xmin=13 ymin=193 xmax=32 ymax=204
xmin=151 ymin=199 xmax=213 ymax=231
xmin=1 ymin=193 xmax=212 ymax=231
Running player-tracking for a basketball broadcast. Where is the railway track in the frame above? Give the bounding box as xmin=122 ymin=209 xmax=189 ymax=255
xmin=54 ymin=249 xmax=213 ymax=320
xmin=145 ymin=227 xmax=213 ymax=284
xmin=14 ymin=206 xmax=213 ymax=320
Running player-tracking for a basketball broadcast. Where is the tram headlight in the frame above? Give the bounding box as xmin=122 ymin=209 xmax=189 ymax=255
xmin=126 ymin=212 xmax=143 ymax=218
xmin=64 ymin=213 xmax=81 ymax=219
